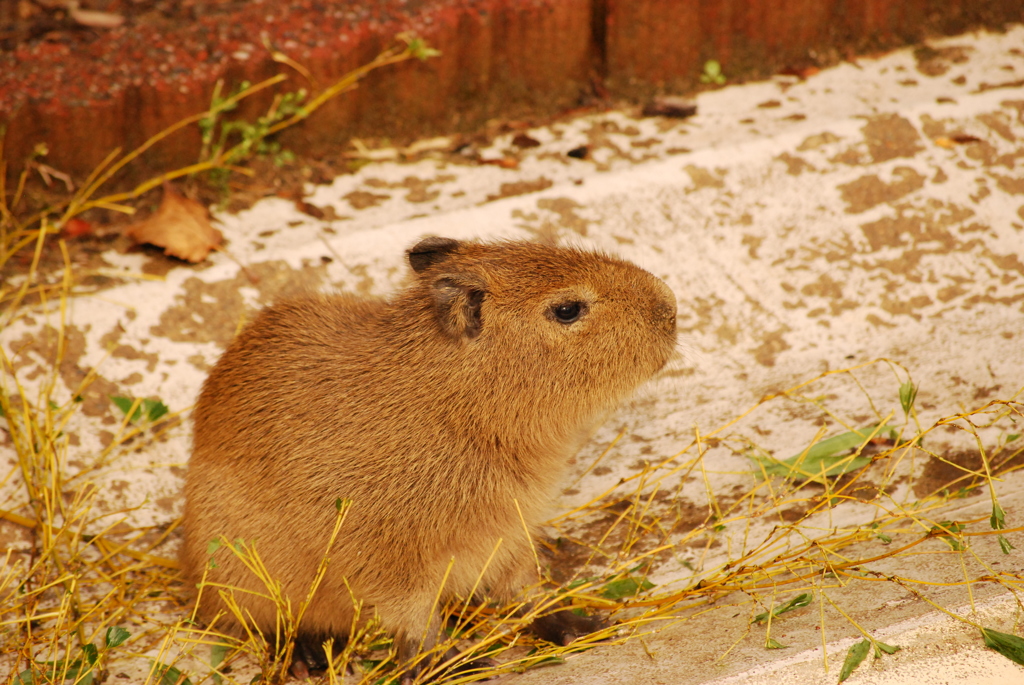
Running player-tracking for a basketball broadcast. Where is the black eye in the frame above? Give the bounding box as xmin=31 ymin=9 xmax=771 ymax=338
xmin=552 ymin=301 xmax=584 ymax=324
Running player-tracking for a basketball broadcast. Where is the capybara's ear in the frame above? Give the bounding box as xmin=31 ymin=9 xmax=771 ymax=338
xmin=430 ymin=274 xmax=487 ymax=340
xmin=407 ymin=236 xmax=462 ymax=273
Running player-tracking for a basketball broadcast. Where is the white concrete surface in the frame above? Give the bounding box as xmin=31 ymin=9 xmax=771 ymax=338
xmin=2 ymin=24 xmax=1024 ymax=685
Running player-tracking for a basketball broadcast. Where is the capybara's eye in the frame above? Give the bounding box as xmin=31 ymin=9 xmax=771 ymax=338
xmin=553 ymin=302 xmax=583 ymax=324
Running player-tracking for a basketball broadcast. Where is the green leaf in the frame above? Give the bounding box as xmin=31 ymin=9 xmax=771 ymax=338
xmin=899 ymin=380 xmax=918 ymax=415
xmin=999 ymin=535 xmax=1016 ymax=555
xmin=81 ymin=643 xmax=99 ymax=665
xmin=873 ymin=640 xmax=900 ymax=656
xmin=12 ymin=669 xmax=36 ymax=685
xmin=143 ymin=398 xmax=169 ymax=422
xmin=111 ymin=395 xmax=139 ymax=422
xmin=106 ymin=625 xmax=131 ymax=649
xmin=210 ymin=643 xmax=230 ymax=685
xmin=601 ymin=575 xmax=655 ymax=599
xmin=933 ymin=520 xmax=962 ymax=536
xmin=18 ymin=656 xmax=95 ymax=682
xmin=155 ymin=663 xmax=194 ymax=685
xmin=207 ymin=539 xmax=221 ymax=555
xmin=752 ymin=593 xmax=814 ymax=624
xmin=876 ymin=531 xmax=892 ymax=543
xmin=210 ymin=643 xmax=229 ymax=668
xmin=981 ymin=627 xmax=1024 ymax=666
xmin=700 ymin=60 xmax=727 ymax=84
xmin=406 ymin=37 xmax=441 ymax=61
xmin=991 ymin=502 xmax=1005 ymax=530
xmin=111 ymin=396 xmax=168 ymax=423
xmin=565 ymin=575 xmax=599 ymax=590
xmin=749 ymin=425 xmax=895 ymax=483
xmin=512 ymin=650 xmax=567 ymax=672
xmin=526 ymin=654 xmax=566 ymax=669
xmin=929 ymin=521 xmax=966 ymax=551
xmin=765 ymin=637 xmax=788 ymax=649
xmin=53 ymin=659 xmax=85 ymax=678
xmin=940 ymin=536 xmax=965 ymax=551
xmin=1007 ymin=433 xmax=1020 ymax=443
xmin=838 ymin=639 xmax=871 ymax=683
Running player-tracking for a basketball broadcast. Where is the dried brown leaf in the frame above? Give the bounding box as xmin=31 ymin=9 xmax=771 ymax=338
xmin=641 ymin=96 xmax=698 ymax=119
xmin=126 ymin=184 xmax=223 ymax=263
xmin=512 ymin=133 xmax=541 ymax=149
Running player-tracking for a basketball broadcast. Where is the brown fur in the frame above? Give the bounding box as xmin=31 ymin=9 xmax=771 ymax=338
xmin=181 ymin=237 xmax=677 ymax=666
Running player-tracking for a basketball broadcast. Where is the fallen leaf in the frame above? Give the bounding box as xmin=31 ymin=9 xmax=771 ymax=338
xmin=126 ymin=184 xmax=223 ymax=263
xmin=641 ymin=96 xmax=698 ymax=119
xmin=295 ymin=200 xmax=325 ymax=219
xmin=839 ymin=639 xmax=871 ymax=683
xmin=749 ymin=424 xmax=896 ymax=483
xmin=62 ymin=217 xmax=92 ymax=239
xmin=779 ymin=65 xmax=820 ymax=79
xmin=481 ymin=157 xmax=519 ymax=169
xmin=566 ymin=145 xmax=589 ymax=159
xmin=600 ymin=575 xmax=655 ymax=599
xmin=752 ymin=593 xmax=814 ymax=624
xmin=935 ymin=134 xmax=982 ymax=148
xmin=980 ymin=628 xmax=1024 ymax=667
xmin=512 ymin=133 xmax=541 ymax=149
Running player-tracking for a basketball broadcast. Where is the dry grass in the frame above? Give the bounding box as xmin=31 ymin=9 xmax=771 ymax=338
xmin=2 ymin=35 xmax=1024 ymax=685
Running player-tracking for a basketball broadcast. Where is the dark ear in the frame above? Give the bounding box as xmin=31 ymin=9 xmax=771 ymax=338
xmin=432 ymin=276 xmax=486 ymax=340
xmin=408 ymin=236 xmax=462 ymax=273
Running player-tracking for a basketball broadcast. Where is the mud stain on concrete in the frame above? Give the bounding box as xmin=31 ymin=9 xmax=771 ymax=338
xmin=880 ymin=293 xmax=934 ymax=319
xmin=345 ymin=190 xmax=391 ymax=209
xmin=797 ymin=131 xmax=842 ymax=151
xmin=800 ymin=273 xmax=860 ymax=316
xmin=775 ymin=152 xmax=815 ymax=176
xmin=364 ymin=174 xmax=457 ymax=204
xmin=913 ymin=447 xmax=1022 ymax=500
xmin=677 ymin=294 xmax=725 ymax=336
xmin=684 ymin=164 xmax=727 ymax=191
xmin=485 ymin=178 xmax=554 ymax=203
xmin=977 ymin=111 xmax=1017 ymax=142
xmin=832 ymin=114 xmax=923 ymax=165
xmin=859 ymin=199 xmax=973 ymax=252
xmin=150 ymin=260 xmax=328 ymax=348
xmin=913 ymin=45 xmax=972 ymax=77
xmin=522 ymin=197 xmax=594 ymax=241
xmin=990 ymin=173 xmax=1024 ymax=194
xmin=838 ymin=166 xmax=927 ymax=213
xmin=862 ymin=114 xmax=925 ymax=163
xmin=6 ymin=323 xmax=128 ymax=424
xmin=752 ymin=328 xmax=791 ymax=367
